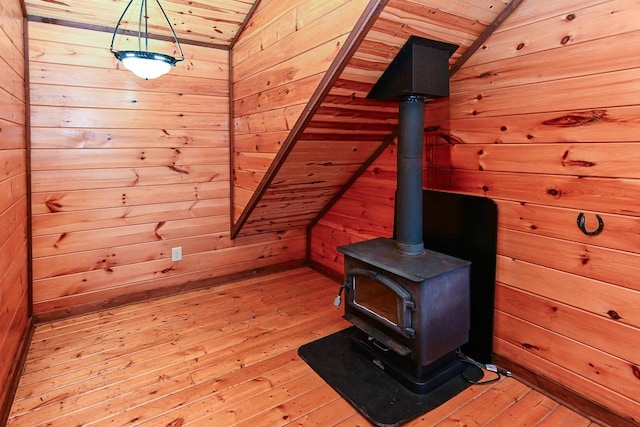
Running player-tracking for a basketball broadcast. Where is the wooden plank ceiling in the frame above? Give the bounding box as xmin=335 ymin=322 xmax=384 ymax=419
xmin=24 ymin=0 xmax=258 ymax=47
xmin=232 ymin=0 xmax=517 ymax=237
xmin=23 ymin=0 xmax=517 ymax=237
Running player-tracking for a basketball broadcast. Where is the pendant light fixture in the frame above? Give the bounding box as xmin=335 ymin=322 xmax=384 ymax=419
xmin=110 ymin=0 xmax=184 ymax=80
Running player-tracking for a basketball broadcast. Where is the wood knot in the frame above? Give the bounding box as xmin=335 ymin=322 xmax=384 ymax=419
xmin=632 ymin=365 xmax=640 ymax=381
xmin=169 ymin=164 xmax=189 ymax=174
xmin=546 ymin=188 xmax=561 ymax=197
xmin=580 ymin=252 xmax=590 ymax=265
xmin=53 ymin=232 xmax=67 ymax=249
xmin=607 ymin=310 xmax=622 ymax=320
xmin=166 ymin=418 xmax=185 ymax=427
xmin=155 ymin=221 xmax=166 ymax=240
xmin=478 ymin=71 xmax=497 ymax=79
xmin=45 ymin=198 xmax=64 ymax=213
xmin=542 ymin=111 xmax=605 ymax=127
xmin=561 ymin=35 xmax=571 ymax=45
xmin=516 ymin=42 xmax=526 ymax=51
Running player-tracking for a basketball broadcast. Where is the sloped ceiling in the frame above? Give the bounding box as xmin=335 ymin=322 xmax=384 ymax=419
xmin=232 ymin=0 xmax=522 ymax=237
xmin=24 ymin=0 xmax=259 ymax=47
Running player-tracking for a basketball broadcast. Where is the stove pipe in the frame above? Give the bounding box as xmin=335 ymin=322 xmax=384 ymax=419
xmin=367 ymin=36 xmax=458 ymax=255
xmin=396 ymin=95 xmax=425 ymax=255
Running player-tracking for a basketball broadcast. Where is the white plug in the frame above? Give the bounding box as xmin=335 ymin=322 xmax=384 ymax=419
xmin=333 ymin=295 xmax=341 ymax=307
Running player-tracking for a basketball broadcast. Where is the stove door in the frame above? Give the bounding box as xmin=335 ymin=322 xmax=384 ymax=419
xmin=347 ymin=268 xmax=415 ymax=339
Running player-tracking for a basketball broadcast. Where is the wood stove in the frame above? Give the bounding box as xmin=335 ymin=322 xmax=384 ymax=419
xmin=339 ymin=238 xmax=470 ymax=393
xmin=337 ymin=36 xmax=469 ymax=394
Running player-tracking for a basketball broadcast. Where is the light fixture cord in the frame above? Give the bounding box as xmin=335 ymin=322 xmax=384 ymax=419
xmin=110 ymin=0 xmax=136 ymax=53
xmin=154 ymin=0 xmax=185 ymax=61
xmin=110 ymin=0 xmax=185 ymax=63
xmin=138 ymin=0 xmax=146 ymax=52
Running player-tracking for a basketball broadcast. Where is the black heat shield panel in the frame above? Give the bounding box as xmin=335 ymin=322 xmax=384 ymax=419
xmin=394 ymin=190 xmax=498 ymax=363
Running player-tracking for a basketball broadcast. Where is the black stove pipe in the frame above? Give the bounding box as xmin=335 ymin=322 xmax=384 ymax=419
xmin=395 ymin=94 xmax=425 ymax=256
xmin=366 ymin=36 xmax=457 ymax=255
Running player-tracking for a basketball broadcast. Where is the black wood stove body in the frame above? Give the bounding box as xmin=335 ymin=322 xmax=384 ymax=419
xmin=339 ymin=238 xmax=470 ymax=394
xmin=337 ymin=36 xmax=470 ymax=394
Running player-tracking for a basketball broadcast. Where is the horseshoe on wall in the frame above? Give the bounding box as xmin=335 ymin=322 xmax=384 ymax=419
xmin=576 ymin=212 xmax=604 ymax=236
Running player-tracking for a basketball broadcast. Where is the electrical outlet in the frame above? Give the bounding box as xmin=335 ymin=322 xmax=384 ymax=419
xmin=171 ymin=247 xmax=182 ymax=261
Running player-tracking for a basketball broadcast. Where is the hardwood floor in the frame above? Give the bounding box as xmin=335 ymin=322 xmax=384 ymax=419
xmin=7 ymin=267 xmax=599 ymax=426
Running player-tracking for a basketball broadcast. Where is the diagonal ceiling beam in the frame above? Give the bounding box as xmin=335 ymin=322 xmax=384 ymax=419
xmin=231 ymin=0 xmax=390 ymax=239
xmin=449 ymin=0 xmax=526 ymax=76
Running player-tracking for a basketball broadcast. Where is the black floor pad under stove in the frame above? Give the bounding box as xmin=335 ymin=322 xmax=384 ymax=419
xmin=298 ymin=327 xmax=482 ymax=427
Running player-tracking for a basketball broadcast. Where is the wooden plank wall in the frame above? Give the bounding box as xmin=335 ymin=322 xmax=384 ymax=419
xmin=310 ymin=0 xmax=640 ymax=424
xmin=310 ymin=139 xmax=397 ymax=274
xmin=231 ymin=0 xmax=369 ymax=224
xmin=0 ymin=0 xmax=29 ymax=416
xmin=28 ymin=21 xmax=306 ymax=320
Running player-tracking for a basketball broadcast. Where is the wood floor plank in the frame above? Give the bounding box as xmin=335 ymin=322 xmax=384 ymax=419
xmin=434 ymin=375 xmax=531 ymax=426
xmin=9 ymin=344 xmax=208 ymax=420
xmin=404 ymin=378 xmax=498 ymax=426
xmin=28 ymin=313 xmax=162 ymax=357
xmin=132 ymin=352 xmax=315 ymax=426
xmin=95 ymin=353 xmax=307 ymax=426
xmin=284 ymin=396 xmax=358 ymax=426
xmin=16 ymin=290 xmax=331 ymax=404
xmin=7 ymin=267 xmax=601 ymax=426
xmin=488 ymin=389 xmax=559 ymax=426
xmin=536 ymin=405 xmax=593 ymax=427
xmin=24 ymin=318 xmax=171 ymax=376
xmin=334 ymin=412 xmax=373 ymax=426
xmin=19 ymin=325 xmax=174 ymax=383
xmin=187 ymin=310 xmax=348 ymax=385
xmin=186 ymin=371 xmax=327 ymax=425
xmin=234 ymin=382 xmax=341 ymax=426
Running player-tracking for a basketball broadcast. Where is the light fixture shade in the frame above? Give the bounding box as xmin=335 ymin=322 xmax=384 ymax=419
xmin=110 ymin=0 xmax=184 ymax=80
xmin=116 ymin=51 xmax=176 ymax=80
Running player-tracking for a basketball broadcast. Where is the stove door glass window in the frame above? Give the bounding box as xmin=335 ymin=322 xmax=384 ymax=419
xmin=354 ymin=275 xmax=398 ymax=326
xmin=349 ymin=269 xmax=415 ymax=338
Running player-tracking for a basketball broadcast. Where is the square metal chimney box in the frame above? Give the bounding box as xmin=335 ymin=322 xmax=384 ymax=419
xmin=367 ymin=36 xmax=458 ymax=101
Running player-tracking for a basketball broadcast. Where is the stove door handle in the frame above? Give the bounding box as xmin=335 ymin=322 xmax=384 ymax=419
xmin=369 ymin=338 xmax=391 ymax=352
xmin=333 ymin=282 xmax=351 ymax=307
